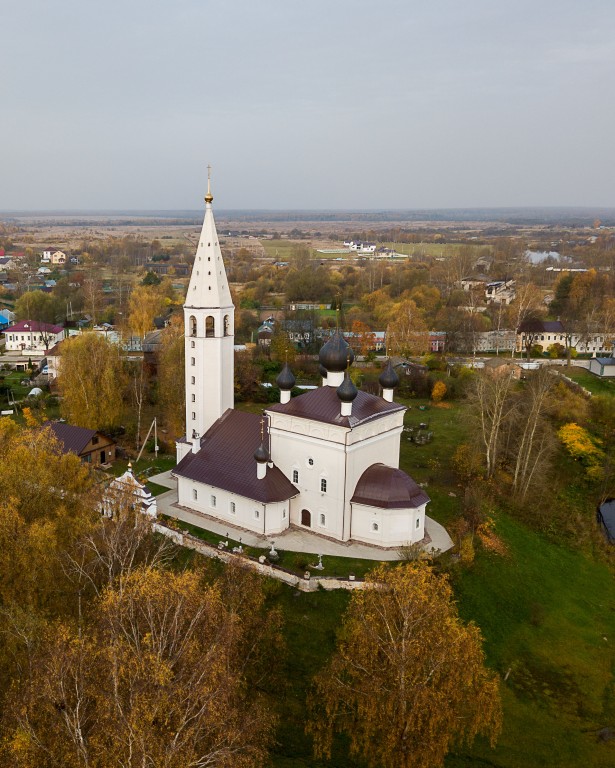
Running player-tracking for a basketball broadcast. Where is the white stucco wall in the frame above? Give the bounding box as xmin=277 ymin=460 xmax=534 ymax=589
xmin=267 ymin=408 xmax=405 ymax=544
xmin=351 ymin=502 xmax=426 ymax=547
xmin=4 ymin=329 xmax=64 ymax=353
xmin=177 ymin=475 xmax=291 ymax=536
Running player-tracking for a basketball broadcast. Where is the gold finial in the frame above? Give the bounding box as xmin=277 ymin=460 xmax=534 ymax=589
xmin=205 ymin=164 xmax=214 ymax=204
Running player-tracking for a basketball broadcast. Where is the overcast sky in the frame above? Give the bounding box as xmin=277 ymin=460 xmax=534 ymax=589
xmin=2 ymin=0 xmax=614 ymax=210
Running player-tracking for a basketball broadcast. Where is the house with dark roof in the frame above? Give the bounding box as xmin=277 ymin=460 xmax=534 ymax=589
xmin=3 ymin=321 xmax=65 ymax=355
xmin=46 ymin=422 xmax=117 ymax=466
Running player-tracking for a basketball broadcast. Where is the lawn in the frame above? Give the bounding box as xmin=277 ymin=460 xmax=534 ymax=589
xmin=561 ymin=366 xmax=615 ymax=397
xmin=260 ymin=239 xmax=303 ymax=261
xmin=266 ymin=510 xmax=615 ymax=768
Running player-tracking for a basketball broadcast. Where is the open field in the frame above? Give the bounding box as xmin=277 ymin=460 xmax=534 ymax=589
xmin=562 ymin=366 xmax=615 ymax=396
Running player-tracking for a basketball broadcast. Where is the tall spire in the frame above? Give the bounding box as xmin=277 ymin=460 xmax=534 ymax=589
xmin=205 ymin=163 xmax=213 ymax=204
xmin=185 ymin=167 xmax=233 ymax=310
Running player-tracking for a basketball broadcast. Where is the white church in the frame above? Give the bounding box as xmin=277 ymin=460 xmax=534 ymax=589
xmin=173 ymin=181 xmax=430 ymax=548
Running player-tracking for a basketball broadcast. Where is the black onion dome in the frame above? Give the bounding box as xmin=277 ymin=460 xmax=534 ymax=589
xmin=337 ymin=373 xmax=358 ymax=403
xmin=319 ymin=331 xmax=355 ymax=372
xmin=253 ymin=442 xmax=270 ymax=463
xmin=276 ymin=363 xmax=296 ymax=391
xmin=379 ymin=359 xmax=400 ymax=390
xmin=319 ymin=364 xmax=328 ymax=379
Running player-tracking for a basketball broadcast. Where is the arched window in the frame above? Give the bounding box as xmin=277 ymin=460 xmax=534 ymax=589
xmin=189 ymin=316 xmax=197 ymax=336
xmin=205 ymin=316 xmax=215 ymax=338
xmin=224 ymin=314 xmax=231 ymax=336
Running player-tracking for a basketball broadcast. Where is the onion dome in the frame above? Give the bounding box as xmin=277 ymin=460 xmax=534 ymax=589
xmin=379 ymin=359 xmax=400 ymax=390
xmin=319 ymin=331 xmax=355 ymax=372
xmin=337 ymin=372 xmax=358 ymax=403
xmin=319 ymin=363 xmax=328 ymax=379
xmin=253 ymin=441 xmax=270 ymax=463
xmin=276 ymin=362 xmax=296 ymax=391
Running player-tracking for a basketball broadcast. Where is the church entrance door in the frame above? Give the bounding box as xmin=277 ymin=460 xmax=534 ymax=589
xmin=301 ymin=509 xmax=311 ymax=527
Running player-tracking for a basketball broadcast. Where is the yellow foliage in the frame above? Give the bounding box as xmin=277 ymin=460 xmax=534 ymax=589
xmin=307 ymin=562 xmax=502 ymax=768
xmin=557 ymin=422 xmax=605 ymax=479
xmin=431 ymin=380 xmax=447 ymax=403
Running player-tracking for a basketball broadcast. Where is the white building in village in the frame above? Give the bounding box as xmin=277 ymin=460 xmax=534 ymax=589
xmin=171 ymin=181 xmax=430 ymax=548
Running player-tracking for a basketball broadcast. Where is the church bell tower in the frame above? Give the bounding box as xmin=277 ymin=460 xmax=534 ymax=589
xmin=178 ymin=170 xmax=234 ymax=461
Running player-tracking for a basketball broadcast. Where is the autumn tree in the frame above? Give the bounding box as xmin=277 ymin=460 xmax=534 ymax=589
xmin=128 ymin=284 xmax=166 ymax=447
xmin=14 ymin=291 xmax=63 ymax=324
xmin=509 ymin=368 xmax=556 ymax=499
xmin=58 ymin=333 xmax=125 ymax=431
xmin=307 ymin=562 xmax=501 ymax=768
xmin=386 ymin=298 xmax=430 ymax=357
xmin=3 ymin=567 xmax=277 ymax=768
xmin=469 ymin=368 xmax=516 ymax=478
xmin=158 ymin=314 xmax=185 ymax=438
xmin=351 ymin=320 xmax=376 ymax=356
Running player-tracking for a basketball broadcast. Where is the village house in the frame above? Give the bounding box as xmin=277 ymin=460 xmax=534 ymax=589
xmin=46 ymin=422 xmax=117 ymax=466
xmin=41 ymin=249 xmax=67 ymax=265
xmin=516 ymin=320 xmax=612 ymax=356
xmin=3 ymin=320 xmax=65 ymax=355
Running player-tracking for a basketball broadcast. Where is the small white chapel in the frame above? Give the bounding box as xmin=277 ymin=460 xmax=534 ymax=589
xmin=172 ymin=179 xmax=430 ymax=548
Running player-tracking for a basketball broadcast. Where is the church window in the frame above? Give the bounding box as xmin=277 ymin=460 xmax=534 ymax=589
xmin=416 ymin=518 xmax=420 ymax=529
xmin=192 ymin=489 xmax=198 ymax=500
xmin=292 ymin=469 xmax=299 ymax=483
xmin=319 ymin=513 xmax=326 ymax=526
xmin=308 ymin=458 xmax=314 ymax=466
xmin=191 ymin=340 xmax=195 ymax=348
xmin=224 ymin=315 xmax=230 ymax=336
xmin=208 ymin=257 xmax=211 ymax=261
xmin=282 ymin=508 xmax=286 ymax=519
xmin=320 ymin=478 xmax=327 ymax=493
xmin=191 ymin=357 xmax=195 ymax=366
xmin=254 ymin=509 xmax=260 ymax=519
xmin=230 ymin=501 xmax=236 ymax=514
xmin=191 ymin=394 xmax=195 ymax=402
xmin=208 ymin=271 xmax=211 ymax=275
xmin=191 ymin=412 xmax=195 ymax=420
xmin=191 ymin=376 xmax=195 ymax=384
xmin=208 ymin=242 xmax=210 ymax=246
xmin=211 ymin=495 xmax=216 ymax=507
xmin=372 ymin=522 xmax=379 ymax=532
xmin=205 ymin=316 xmax=215 ymax=337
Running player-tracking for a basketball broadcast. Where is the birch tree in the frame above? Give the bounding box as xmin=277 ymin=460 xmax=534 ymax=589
xmin=58 ymin=333 xmax=124 ymax=431
xmin=307 ymin=562 xmax=501 ymax=768
xmin=470 ymin=368 xmax=517 ymax=478
xmin=3 ymin=567 xmax=277 ymax=768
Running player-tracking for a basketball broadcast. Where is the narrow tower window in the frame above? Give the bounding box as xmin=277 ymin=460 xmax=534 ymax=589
xmin=189 ymin=316 xmax=197 ymax=336
xmin=224 ymin=315 xmax=230 ymax=336
xmin=205 ymin=316 xmax=215 ymax=337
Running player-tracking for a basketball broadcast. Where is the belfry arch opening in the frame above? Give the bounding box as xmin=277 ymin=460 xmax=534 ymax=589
xmin=224 ymin=315 xmax=231 ymax=336
xmin=205 ymin=316 xmax=215 ymax=338
xmin=189 ymin=316 xmax=197 ymax=337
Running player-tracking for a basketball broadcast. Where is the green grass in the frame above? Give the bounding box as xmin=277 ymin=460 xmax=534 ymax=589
xmin=106 ymin=454 xmax=176 ymax=480
xmin=449 ymin=512 xmax=615 ymax=767
xmin=163 ymin=516 xmax=383 ymax=580
xmin=260 ymin=239 xmax=301 ymax=261
xmin=397 ymin=396 xmax=467 ymax=526
xmin=561 ymin=366 xmax=615 ymax=396
xmin=382 ymin=242 xmax=488 ymax=258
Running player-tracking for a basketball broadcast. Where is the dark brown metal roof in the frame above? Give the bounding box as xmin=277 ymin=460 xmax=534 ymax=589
xmin=46 ymin=422 xmax=97 ymax=455
xmin=174 ymin=409 xmax=299 ymax=504
xmin=351 ymin=463 xmax=430 ymax=509
xmin=267 ymin=386 xmax=404 ymax=428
